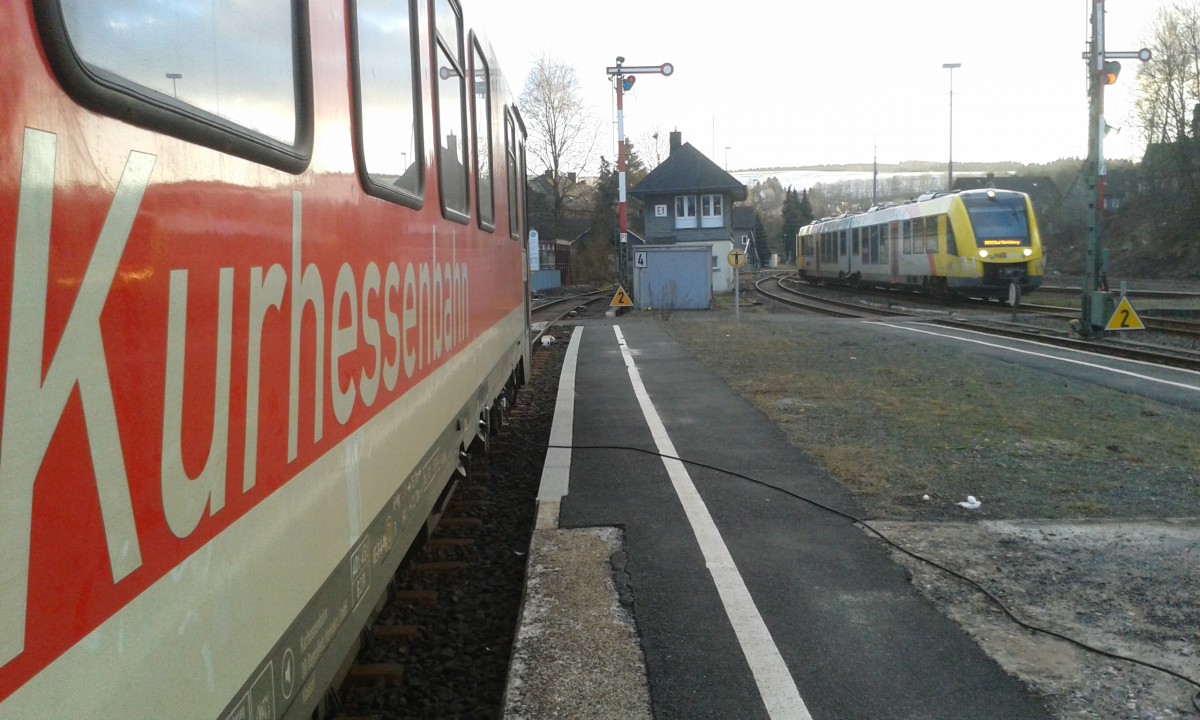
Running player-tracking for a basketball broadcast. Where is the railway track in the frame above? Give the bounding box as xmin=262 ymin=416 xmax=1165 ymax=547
xmin=756 ymin=273 xmax=1200 ymax=371
xmin=756 ymin=274 xmax=914 ymax=318
xmin=531 ymin=286 xmax=617 ymax=342
xmin=325 ymin=333 xmax=569 ymax=720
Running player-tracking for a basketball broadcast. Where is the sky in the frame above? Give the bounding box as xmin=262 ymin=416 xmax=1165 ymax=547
xmin=471 ymin=0 xmax=1168 ymax=173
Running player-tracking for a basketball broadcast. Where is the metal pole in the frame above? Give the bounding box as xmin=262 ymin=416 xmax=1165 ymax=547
xmin=1082 ymin=0 xmax=1113 ymax=334
xmin=615 ymin=65 xmax=627 ymax=246
xmin=734 ymin=265 xmax=740 ymax=325
xmin=942 ymin=63 xmax=960 ymax=190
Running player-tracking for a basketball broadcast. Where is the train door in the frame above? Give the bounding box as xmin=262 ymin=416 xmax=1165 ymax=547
xmin=844 ymin=228 xmax=854 ymax=276
xmin=506 ymin=107 xmax=532 ymax=346
xmin=889 ymin=220 xmax=900 ymax=283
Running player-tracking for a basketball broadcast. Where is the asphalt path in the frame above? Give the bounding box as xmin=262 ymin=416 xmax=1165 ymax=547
xmin=558 ymin=316 xmax=1053 ymax=720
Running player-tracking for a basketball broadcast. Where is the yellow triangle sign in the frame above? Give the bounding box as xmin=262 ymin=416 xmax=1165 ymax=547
xmin=1104 ymin=296 xmax=1145 ymax=331
xmin=610 ymin=285 xmax=633 ymax=308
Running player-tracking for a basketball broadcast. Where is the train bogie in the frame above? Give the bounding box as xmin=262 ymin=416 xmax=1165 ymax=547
xmin=1 ymin=1 xmax=529 ymax=717
xmin=797 ymin=189 xmax=1044 ymax=300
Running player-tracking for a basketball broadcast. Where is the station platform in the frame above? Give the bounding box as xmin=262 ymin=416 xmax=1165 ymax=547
xmin=502 ymin=314 xmax=1052 ymax=720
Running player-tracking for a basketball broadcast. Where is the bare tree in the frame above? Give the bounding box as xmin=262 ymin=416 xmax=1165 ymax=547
xmin=636 ymin=126 xmax=670 ymax=170
xmin=519 ymin=55 xmax=601 ymax=237
xmin=1134 ymin=5 xmax=1199 ymax=146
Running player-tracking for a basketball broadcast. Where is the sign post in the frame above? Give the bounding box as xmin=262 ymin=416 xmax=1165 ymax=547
xmin=728 ymin=248 xmax=746 ymax=325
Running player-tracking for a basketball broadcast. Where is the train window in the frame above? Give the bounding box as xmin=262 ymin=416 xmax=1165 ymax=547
xmin=902 ymin=220 xmax=912 ymax=254
xmin=352 ymin=0 xmax=423 ymax=206
xmin=869 ymin=225 xmax=879 ymax=264
xmin=506 ymin=113 xmax=520 ymax=239
xmin=840 ymin=231 xmax=847 ymax=257
xmin=471 ymin=38 xmax=495 ymax=229
xmin=39 ymin=1 xmax=311 ymax=172
xmin=944 ymin=216 xmax=957 ymax=255
xmin=913 ymin=217 xmax=926 ymax=253
xmin=518 ymin=124 xmax=528 ymax=232
xmin=853 ymin=227 xmax=861 ymax=256
xmin=434 ymin=0 xmax=470 ymax=221
xmin=880 ymin=224 xmax=890 ymax=265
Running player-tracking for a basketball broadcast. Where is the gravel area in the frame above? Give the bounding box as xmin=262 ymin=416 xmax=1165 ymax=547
xmin=662 ymin=301 xmax=1200 ymax=719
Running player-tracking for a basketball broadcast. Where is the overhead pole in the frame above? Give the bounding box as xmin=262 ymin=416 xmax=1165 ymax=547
xmin=605 ymin=59 xmax=674 ymax=247
xmin=942 ymin=63 xmax=961 ymax=191
xmin=1080 ymin=0 xmax=1152 ymax=336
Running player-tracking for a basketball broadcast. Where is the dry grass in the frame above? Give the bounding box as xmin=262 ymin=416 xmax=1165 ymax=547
xmin=662 ymin=309 xmax=1200 ymax=520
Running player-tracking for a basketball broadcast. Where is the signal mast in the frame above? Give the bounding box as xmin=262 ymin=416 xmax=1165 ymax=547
xmin=1080 ymin=0 xmax=1151 ymax=336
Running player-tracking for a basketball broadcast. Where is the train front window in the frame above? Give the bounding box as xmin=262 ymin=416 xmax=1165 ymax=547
xmin=963 ymin=194 xmax=1031 ymax=246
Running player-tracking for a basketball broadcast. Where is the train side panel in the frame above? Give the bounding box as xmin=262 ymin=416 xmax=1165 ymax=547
xmin=0 ymin=0 xmax=528 ymax=717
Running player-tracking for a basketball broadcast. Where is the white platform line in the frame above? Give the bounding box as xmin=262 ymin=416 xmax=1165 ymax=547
xmin=612 ymin=325 xmax=811 ymax=720
xmin=871 ymin=321 xmax=1200 ymax=392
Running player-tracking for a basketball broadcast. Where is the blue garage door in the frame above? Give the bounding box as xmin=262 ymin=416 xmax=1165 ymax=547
xmin=636 ymin=247 xmax=711 ymax=310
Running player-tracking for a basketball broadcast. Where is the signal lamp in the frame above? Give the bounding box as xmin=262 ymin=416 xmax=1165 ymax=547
xmin=1101 ymin=60 xmax=1121 ymax=85
xmin=622 ymin=76 xmax=636 ymax=91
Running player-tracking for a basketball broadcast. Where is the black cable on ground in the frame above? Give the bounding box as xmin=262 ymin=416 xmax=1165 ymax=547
xmin=511 ymin=427 xmax=1200 ymax=712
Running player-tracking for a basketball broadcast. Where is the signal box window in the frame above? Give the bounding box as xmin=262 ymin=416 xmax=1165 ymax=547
xmin=675 ymin=195 xmax=697 ymax=229
xmin=700 ymin=194 xmax=723 ymax=228
xmin=352 ymin=0 xmax=423 ymax=205
xmin=434 ymin=0 xmax=469 ymax=220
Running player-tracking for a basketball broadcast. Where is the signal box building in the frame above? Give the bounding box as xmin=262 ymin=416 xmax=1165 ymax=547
xmin=628 ymin=131 xmax=748 ymax=308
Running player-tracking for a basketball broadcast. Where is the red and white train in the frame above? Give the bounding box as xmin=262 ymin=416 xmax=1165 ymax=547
xmin=1 ymin=1 xmax=530 ymax=717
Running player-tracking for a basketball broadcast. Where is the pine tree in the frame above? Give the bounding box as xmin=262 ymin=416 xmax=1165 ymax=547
xmin=780 ymin=187 xmax=803 ymax=264
xmin=753 ymin=212 xmax=771 ymax=266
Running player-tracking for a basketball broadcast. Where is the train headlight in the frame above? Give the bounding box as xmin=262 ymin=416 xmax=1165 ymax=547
xmin=978 ymin=250 xmax=989 ymax=258
xmin=1023 ymin=248 xmax=1033 ymax=257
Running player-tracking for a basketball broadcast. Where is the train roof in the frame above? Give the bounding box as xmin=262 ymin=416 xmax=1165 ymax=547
xmin=800 ymin=188 xmax=1029 ymax=231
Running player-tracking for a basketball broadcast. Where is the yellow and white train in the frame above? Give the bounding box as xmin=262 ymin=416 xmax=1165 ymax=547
xmin=796 ymin=189 xmax=1044 ymax=299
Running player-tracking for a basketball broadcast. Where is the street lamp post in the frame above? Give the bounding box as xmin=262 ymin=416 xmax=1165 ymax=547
xmin=725 ymin=146 xmax=731 ymax=171
xmin=941 ymin=63 xmax=961 ymax=190
xmin=166 ymin=72 xmax=182 ymax=99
